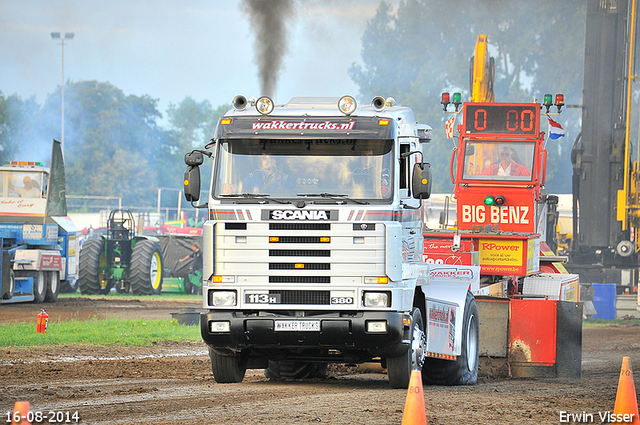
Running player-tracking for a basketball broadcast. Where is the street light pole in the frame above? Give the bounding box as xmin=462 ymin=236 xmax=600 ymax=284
xmin=50 ymin=32 xmax=74 ymax=158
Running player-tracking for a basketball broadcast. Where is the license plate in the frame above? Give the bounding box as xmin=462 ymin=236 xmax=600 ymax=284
xmin=275 ymin=320 xmax=320 ymax=332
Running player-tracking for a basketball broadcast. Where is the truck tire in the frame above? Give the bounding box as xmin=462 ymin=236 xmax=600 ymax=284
xmin=45 ymin=271 xmax=60 ymax=302
xmin=60 ymin=278 xmax=78 ymax=293
xmin=2 ymin=269 xmax=15 ymax=300
xmin=31 ymin=271 xmax=46 ymax=304
xmin=78 ymin=239 xmax=109 ymax=295
xmin=130 ymin=240 xmax=163 ymax=295
xmin=264 ymin=361 xmax=328 ymax=380
xmin=387 ymin=307 xmax=425 ymax=389
xmin=423 ymin=291 xmax=479 ymax=386
xmin=209 ymin=347 xmax=247 ymax=383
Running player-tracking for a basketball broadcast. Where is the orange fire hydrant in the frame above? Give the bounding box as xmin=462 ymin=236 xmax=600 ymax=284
xmin=36 ymin=307 xmax=48 ymax=333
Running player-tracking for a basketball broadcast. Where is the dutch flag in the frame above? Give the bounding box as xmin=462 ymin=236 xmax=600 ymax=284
xmin=547 ymin=118 xmax=566 ymax=140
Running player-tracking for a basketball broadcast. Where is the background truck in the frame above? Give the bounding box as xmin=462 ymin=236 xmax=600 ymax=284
xmin=0 ymin=140 xmax=79 ymax=304
xmin=423 ymin=35 xmax=582 ymax=379
xmin=184 ymin=95 xmax=481 ymax=389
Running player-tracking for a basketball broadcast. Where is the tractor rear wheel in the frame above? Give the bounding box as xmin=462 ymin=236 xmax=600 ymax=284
xmin=130 ymin=240 xmax=163 ymax=295
xmin=78 ymin=239 xmax=109 ymax=295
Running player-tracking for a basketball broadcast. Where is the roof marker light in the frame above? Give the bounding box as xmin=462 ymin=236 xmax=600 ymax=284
xmin=452 ymin=92 xmax=462 ymax=111
xmin=555 ymin=94 xmax=565 ymax=113
xmin=543 ymin=94 xmax=553 ymax=113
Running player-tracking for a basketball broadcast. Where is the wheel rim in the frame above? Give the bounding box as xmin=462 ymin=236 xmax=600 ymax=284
xmin=8 ymin=269 xmax=15 ymax=297
xmin=466 ymin=313 xmax=479 ymax=372
xmin=150 ymin=252 xmax=161 ymax=290
xmin=411 ymin=323 xmax=427 ymax=370
xmin=37 ymin=272 xmax=45 ymax=295
xmin=50 ymin=272 xmax=59 ymax=294
xmin=98 ymin=250 xmax=108 ymax=289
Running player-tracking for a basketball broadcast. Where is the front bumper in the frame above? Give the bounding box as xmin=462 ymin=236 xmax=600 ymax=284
xmin=200 ymin=310 xmax=410 ymax=360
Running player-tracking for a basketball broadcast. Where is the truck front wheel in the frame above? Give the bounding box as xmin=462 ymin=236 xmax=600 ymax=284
xmin=130 ymin=240 xmax=163 ymax=295
xmin=387 ymin=307 xmax=425 ymax=389
xmin=209 ymin=347 xmax=247 ymax=383
xmin=423 ymin=291 xmax=479 ymax=385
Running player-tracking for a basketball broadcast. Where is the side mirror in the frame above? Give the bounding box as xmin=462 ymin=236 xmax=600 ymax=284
xmin=411 ymin=162 xmax=432 ymax=200
xmin=185 ymin=151 xmax=204 ymax=167
xmin=416 ymin=124 xmax=432 ymax=144
xmin=184 ymin=166 xmax=201 ymax=202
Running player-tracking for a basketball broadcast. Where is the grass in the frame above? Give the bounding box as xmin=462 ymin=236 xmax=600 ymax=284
xmin=0 ymin=317 xmax=202 ymax=347
xmin=583 ymin=318 xmax=640 ymax=327
xmin=58 ymin=292 xmax=202 ymax=301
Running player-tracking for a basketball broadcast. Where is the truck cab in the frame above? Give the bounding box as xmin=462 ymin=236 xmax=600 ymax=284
xmin=185 ymin=96 xmax=481 ymax=388
xmin=0 ymin=152 xmax=79 ymax=305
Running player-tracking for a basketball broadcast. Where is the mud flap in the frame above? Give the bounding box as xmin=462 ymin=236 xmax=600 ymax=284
xmin=476 ymin=298 xmax=582 ymax=379
xmin=508 ymin=299 xmax=582 ymax=378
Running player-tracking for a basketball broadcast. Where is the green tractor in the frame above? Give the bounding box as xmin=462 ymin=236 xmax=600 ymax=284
xmin=78 ymin=209 xmax=163 ymax=295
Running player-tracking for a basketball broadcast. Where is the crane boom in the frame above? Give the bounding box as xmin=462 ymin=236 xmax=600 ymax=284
xmin=470 ymin=34 xmax=495 ymax=103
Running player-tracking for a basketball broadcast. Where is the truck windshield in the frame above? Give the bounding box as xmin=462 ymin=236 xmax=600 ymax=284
xmin=0 ymin=170 xmax=47 ymax=198
xmin=462 ymin=141 xmax=535 ymax=182
xmin=213 ymin=138 xmax=394 ymax=202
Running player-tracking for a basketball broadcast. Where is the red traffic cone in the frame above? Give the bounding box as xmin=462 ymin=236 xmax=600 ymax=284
xmin=612 ymin=357 xmax=640 ymax=425
xmin=401 ymin=370 xmax=427 ymax=425
xmin=11 ymin=401 xmax=31 ymax=425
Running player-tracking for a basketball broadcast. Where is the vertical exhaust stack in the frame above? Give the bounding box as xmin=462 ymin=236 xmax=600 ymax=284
xmin=241 ymin=0 xmax=296 ymax=98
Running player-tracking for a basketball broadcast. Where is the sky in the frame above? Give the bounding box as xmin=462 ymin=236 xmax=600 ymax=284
xmin=1 ymin=0 xmax=390 ymax=127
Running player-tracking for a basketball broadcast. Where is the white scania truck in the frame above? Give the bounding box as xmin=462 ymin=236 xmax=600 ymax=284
xmin=183 ymin=95 xmax=479 ymax=388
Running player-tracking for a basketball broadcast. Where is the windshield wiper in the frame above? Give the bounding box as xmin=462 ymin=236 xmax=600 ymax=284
xmin=219 ymin=193 xmax=291 ymax=204
xmin=297 ymin=193 xmax=369 ymax=205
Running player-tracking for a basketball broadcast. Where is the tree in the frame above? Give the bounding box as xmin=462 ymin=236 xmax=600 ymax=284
xmin=160 ymin=98 xmax=232 ymax=205
xmin=350 ymin=0 xmax=585 ymax=193
xmin=167 ymin=97 xmax=214 ymax=151
xmin=36 ymin=81 xmax=171 ymax=207
xmin=0 ymin=92 xmax=40 ymax=163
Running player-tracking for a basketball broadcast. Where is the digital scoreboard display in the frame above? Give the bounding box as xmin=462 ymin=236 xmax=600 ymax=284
xmin=463 ymin=104 xmax=539 ymax=135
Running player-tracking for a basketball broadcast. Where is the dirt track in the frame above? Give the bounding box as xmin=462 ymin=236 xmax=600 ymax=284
xmin=1 ymin=297 xmax=639 ymax=424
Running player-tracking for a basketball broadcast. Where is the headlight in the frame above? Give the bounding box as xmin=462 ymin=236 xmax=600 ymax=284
xmin=256 ymin=96 xmax=274 ymax=115
xmin=338 ymin=95 xmax=357 ymax=115
xmin=211 ymin=291 xmax=237 ymax=306
xmin=363 ymin=291 xmax=390 ymax=307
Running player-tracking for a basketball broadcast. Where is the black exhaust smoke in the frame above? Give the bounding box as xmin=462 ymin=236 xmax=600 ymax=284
xmin=241 ymin=0 xmax=296 ymax=99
